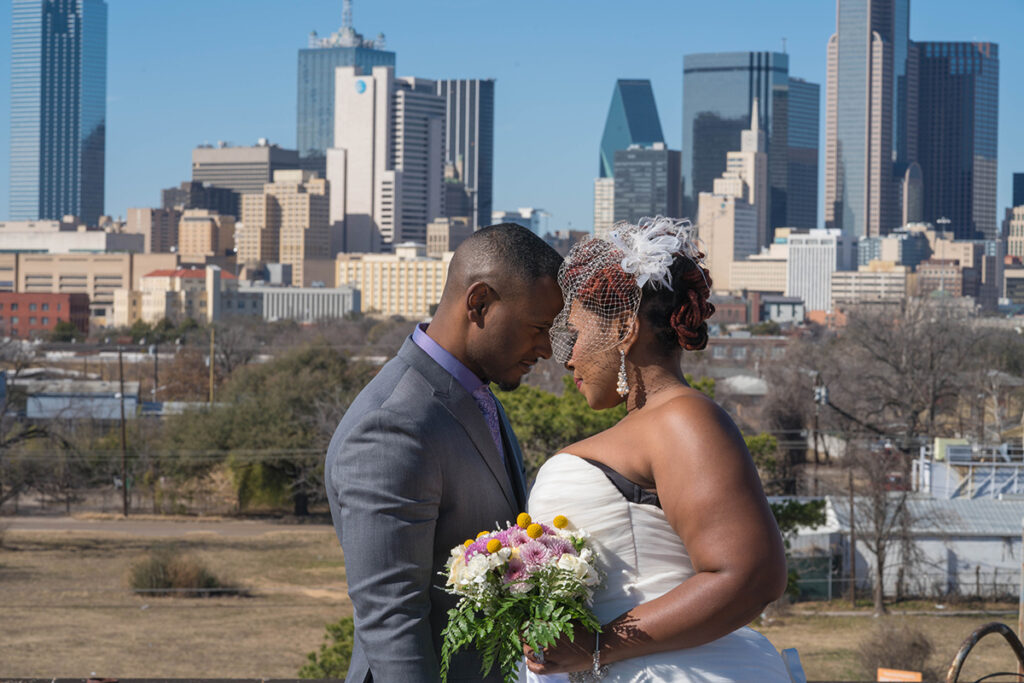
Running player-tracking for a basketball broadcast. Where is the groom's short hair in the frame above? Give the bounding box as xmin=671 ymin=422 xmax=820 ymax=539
xmin=448 ymin=223 xmax=563 ymax=296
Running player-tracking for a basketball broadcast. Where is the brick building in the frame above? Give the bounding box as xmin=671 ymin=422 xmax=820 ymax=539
xmin=0 ymin=293 xmax=90 ymax=339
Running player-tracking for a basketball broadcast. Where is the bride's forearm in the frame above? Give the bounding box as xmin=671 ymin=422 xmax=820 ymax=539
xmin=598 ymin=569 xmax=778 ymax=664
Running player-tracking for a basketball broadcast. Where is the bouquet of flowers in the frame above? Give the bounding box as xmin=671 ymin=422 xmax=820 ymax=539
xmin=440 ymin=512 xmax=603 ymax=683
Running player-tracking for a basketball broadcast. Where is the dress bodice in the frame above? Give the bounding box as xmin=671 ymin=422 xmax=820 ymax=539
xmin=525 ymin=453 xmax=792 ymax=682
xmin=528 ymin=453 xmax=693 ymax=625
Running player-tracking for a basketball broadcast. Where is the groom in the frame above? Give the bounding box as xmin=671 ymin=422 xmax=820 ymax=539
xmin=325 ymin=223 xmax=564 ymax=682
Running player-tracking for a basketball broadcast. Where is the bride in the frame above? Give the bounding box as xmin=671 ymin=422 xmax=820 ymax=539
xmin=523 ymin=217 xmax=792 ymax=682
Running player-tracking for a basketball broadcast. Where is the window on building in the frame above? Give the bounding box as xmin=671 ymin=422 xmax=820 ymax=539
xmin=29 ymin=317 xmax=36 ymax=324
xmin=29 ymin=303 xmax=37 ymax=311
xmin=41 ymin=317 xmax=49 ymax=325
xmin=10 ymin=303 xmax=17 ymax=311
xmin=11 ymin=317 xmax=19 ymax=324
xmin=712 ymin=345 xmax=727 ymax=359
xmin=41 ymin=303 xmax=49 ymax=311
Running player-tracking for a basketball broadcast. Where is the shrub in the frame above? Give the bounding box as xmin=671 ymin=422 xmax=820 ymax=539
xmin=299 ymin=616 xmax=354 ymax=678
xmin=859 ymin=620 xmax=938 ymax=681
xmin=129 ymin=545 xmax=237 ymax=597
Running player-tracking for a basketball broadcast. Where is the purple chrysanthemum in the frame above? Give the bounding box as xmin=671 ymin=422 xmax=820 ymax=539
xmin=518 ymin=540 xmax=551 ymax=567
xmin=538 ymin=535 xmax=575 ymax=557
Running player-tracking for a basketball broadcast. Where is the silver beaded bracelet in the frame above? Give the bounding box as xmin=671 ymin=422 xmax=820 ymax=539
xmin=567 ymin=632 xmax=609 ymax=682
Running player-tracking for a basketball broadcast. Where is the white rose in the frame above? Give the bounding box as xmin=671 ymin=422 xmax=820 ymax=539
xmin=447 ymin=555 xmax=466 ymax=586
xmin=466 ymin=554 xmax=490 ymax=580
xmin=557 ymin=553 xmax=581 ymax=574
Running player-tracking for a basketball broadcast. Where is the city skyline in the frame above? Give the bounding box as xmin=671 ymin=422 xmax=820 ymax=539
xmin=1 ymin=0 xmax=1021 ymax=233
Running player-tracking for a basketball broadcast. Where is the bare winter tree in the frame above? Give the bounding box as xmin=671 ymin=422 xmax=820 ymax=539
xmin=844 ymin=440 xmax=913 ymax=615
xmin=0 ymin=339 xmax=49 ymax=507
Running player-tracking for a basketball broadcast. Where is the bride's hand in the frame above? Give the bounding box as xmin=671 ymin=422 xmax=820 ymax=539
xmin=523 ymin=631 xmax=594 ymax=675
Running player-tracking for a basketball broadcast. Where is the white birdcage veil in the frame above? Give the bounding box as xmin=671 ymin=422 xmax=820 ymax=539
xmin=550 ymin=216 xmax=706 ymax=365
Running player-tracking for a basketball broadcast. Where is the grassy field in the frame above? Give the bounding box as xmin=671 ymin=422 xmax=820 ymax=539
xmin=1 ymin=522 xmax=1022 ymax=681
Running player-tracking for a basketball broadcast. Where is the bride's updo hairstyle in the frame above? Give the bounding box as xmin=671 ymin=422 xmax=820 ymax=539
xmin=638 ymin=240 xmax=715 ymax=353
xmin=550 ymin=216 xmax=715 ymax=364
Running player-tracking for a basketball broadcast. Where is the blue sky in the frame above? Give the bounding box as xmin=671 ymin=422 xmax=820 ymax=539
xmin=1 ymin=0 xmax=1021 ymax=232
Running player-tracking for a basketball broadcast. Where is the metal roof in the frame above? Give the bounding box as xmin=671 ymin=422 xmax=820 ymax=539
xmin=826 ymin=495 xmax=1024 ymax=538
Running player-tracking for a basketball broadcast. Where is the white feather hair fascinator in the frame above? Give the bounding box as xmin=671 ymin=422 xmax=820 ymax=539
xmin=608 ymin=216 xmax=705 ymax=291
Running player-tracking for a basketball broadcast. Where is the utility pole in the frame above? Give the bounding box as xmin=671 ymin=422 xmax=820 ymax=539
xmin=848 ymin=469 xmax=856 ymax=608
xmin=208 ymin=326 xmax=215 ymax=405
xmin=118 ymin=346 xmax=129 ymax=517
xmin=152 ymin=342 xmax=159 ymax=402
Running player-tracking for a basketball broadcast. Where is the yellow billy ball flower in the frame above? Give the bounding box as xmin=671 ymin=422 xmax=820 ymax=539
xmin=516 ymin=512 xmax=532 ymax=528
xmin=477 ymin=531 xmax=489 ymax=539
xmin=526 ymin=523 xmax=543 ymax=539
xmin=463 ymin=539 xmax=474 ymax=548
xmin=486 ymin=539 xmax=502 ymax=554
xmin=552 ymin=515 xmax=569 ymax=529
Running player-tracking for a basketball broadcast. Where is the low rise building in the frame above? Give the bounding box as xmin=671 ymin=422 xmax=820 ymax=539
xmin=0 ymin=293 xmax=90 ymax=339
xmin=426 ymin=217 xmax=473 ymax=258
xmin=126 ymin=208 xmax=182 ymax=253
xmin=178 ymin=209 xmax=235 ymax=264
xmin=112 ymin=266 xmax=256 ymax=326
xmin=0 ymin=219 xmax=143 ymax=254
xmin=831 ymin=260 xmax=911 ymax=306
xmin=760 ymin=295 xmax=805 ymax=325
xmin=917 ymin=259 xmax=964 ymax=298
xmin=1 ymin=252 xmax=178 ymax=327
xmin=1004 ymin=267 xmax=1024 ymax=304
xmin=237 ymin=284 xmax=360 ymax=322
xmin=337 ymin=243 xmax=452 ymax=318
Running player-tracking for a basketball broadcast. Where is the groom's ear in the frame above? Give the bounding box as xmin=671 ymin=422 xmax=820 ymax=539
xmin=466 ymin=281 xmax=495 ymax=327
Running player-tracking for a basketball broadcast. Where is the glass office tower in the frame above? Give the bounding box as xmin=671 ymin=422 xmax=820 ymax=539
xmin=917 ymin=42 xmax=999 ymax=240
xmin=10 ymin=0 xmax=108 ymax=226
xmin=436 ymin=79 xmax=495 ymax=231
xmin=787 ymin=77 xmax=820 ymax=229
xmin=825 ymin=0 xmax=913 ymax=238
xmin=682 ymin=52 xmax=789 ymax=229
xmin=297 ymin=26 xmax=394 ymax=176
xmin=613 ymin=144 xmax=682 ymax=224
xmin=599 ymin=80 xmax=665 ymax=179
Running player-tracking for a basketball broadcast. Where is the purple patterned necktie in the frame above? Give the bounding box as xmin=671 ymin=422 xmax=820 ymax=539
xmin=471 ymin=385 xmax=504 ymax=458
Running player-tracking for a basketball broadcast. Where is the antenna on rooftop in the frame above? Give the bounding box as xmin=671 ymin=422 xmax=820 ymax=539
xmin=343 ymin=0 xmax=353 ymax=32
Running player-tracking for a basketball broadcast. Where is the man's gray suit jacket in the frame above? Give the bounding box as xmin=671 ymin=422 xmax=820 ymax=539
xmin=325 ymin=337 xmax=528 ymax=682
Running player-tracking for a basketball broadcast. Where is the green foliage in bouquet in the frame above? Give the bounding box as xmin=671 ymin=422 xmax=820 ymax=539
xmin=441 ymin=568 xmax=602 ymax=683
xmin=440 ymin=517 xmax=603 ymax=683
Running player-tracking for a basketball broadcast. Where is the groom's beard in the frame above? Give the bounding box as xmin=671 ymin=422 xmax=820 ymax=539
xmin=495 ymin=379 xmax=521 ymax=392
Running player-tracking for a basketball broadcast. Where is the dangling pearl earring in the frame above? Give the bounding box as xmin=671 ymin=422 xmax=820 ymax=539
xmin=616 ymin=349 xmax=629 ymax=397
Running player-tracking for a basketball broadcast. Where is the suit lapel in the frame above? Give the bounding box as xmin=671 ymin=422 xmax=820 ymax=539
xmin=495 ymin=398 xmax=527 ymax=510
xmin=397 ymin=339 xmax=518 ymax=511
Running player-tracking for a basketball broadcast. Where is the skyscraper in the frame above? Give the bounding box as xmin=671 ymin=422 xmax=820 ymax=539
xmin=191 ymin=141 xmax=300 ymax=197
xmin=1014 ymin=173 xmax=1024 ymax=208
xmin=825 ymin=0 xmax=917 ymax=239
xmin=238 ymin=170 xmax=329 ymax=284
xmin=327 ymin=66 xmax=445 ymax=251
xmin=10 ymin=0 xmax=108 ymax=227
xmin=682 ymin=52 xmax=789 ymax=229
xmin=435 ymin=79 xmax=495 ymax=231
xmin=599 ymin=80 xmax=665 ymax=179
xmin=612 ymin=143 xmax=682 ymax=225
xmin=696 ymin=102 xmax=768 ymax=291
xmin=787 ymin=78 xmax=820 ymax=229
xmin=916 ymin=42 xmax=999 ymax=240
xmin=296 ymin=0 xmax=395 ymax=176
xmin=593 ymin=178 xmax=615 ymax=239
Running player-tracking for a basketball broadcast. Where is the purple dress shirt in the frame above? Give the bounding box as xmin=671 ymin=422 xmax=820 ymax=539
xmin=412 ymin=323 xmax=505 ymax=459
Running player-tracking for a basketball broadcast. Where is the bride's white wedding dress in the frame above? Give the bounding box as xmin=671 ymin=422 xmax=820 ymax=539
xmin=524 ymin=453 xmax=791 ymax=683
